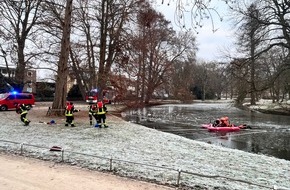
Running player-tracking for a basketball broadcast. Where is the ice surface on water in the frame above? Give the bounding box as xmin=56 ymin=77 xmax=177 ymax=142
xmin=124 ymin=101 xmax=290 ymax=161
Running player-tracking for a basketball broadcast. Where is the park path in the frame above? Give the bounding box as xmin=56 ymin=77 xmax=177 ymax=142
xmin=0 ymin=153 xmax=174 ymax=190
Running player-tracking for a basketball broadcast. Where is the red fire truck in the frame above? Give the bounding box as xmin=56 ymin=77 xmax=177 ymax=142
xmin=85 ymin=88 xmax=113 ymax=104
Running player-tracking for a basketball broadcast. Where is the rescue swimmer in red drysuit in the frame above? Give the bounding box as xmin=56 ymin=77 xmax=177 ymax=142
xmin=15 ymin=103 xmax=31 ymax=126
xmin=95 ymin=101 xmax=108 ymax=128
xmin=65 ymin=102 xmax=80 ymax=127
xmin=213 ymin=116 xmax=231 ymax=127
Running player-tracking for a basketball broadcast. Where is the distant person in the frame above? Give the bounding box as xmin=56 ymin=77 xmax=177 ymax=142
xmin=96 ymin=101 xmax=108 ymax=128
xmin=15 ymin=103 xmax=31 ymax=126
xmin=65 ymin=102 xmax=80 ymax=127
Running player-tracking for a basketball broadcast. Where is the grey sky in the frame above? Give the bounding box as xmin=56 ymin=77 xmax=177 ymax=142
xmin=154 ymin=0 xmax=236 ymax=62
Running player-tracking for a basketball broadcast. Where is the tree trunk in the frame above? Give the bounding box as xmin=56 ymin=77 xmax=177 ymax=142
xmin=51 ymin=0 xmax=73 ymax=116
xmin=15 ymin=41 xmax=26 ymax=91
xmin=97 ymin=0 xmax=109 ymax=101
xmin=250 ymin=36 xmax=256 ymax=105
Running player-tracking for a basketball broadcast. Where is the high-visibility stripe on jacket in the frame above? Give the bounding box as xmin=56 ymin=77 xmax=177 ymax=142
xmin=17 ymin=104 xmax=28 ymax=115
xmin=65 ymin=110 xmax=73 ymax=116
xmin=20 ymin=109 xmax=28 ymax=115
xmin=65 ymin=105 xmax=74 ymax=116
xmin=97 ymin=107 xmax=106 ymax=115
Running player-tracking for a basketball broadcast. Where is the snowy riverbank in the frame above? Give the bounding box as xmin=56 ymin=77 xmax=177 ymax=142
xmin=244 ymin=99 xmax=290 ymax=116
xmin=0 ymin=103 xmax=289 ymax=190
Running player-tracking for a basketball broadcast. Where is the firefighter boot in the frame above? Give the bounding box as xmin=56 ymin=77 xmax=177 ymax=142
xmin=24 ymin=119 xmax=30 ymax=126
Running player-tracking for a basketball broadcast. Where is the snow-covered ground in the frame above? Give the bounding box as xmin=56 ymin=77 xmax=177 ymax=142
xmin=0 ymin=103 xmax=289 ymax=190
xmin=244 ymin=99 xmax=290 ymax=111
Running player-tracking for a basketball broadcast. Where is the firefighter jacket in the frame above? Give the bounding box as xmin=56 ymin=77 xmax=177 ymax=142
xmin=65 ymin=105 xmax=79 ymax=116
xmin=16 ymin=104 xmax=30 ymax=115
xmin=96 ymin=105 xmax=107 ymax=115
xmin=88 ymin=104 xmax=98 ymax=115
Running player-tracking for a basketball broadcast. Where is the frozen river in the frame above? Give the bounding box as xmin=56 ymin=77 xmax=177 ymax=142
xmin=122 ymin=101 xmax=290 ymax=161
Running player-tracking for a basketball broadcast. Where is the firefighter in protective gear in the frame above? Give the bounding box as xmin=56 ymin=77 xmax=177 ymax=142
xmin=88 ymin=103 xmax=97 ymax=125
xmin=96 ymin=101 xmax=108 ymax=128
xmin=65 ymin=102 xmax=79 ymax=127
xmin=15 ymin=103 xmax=31 ymax=126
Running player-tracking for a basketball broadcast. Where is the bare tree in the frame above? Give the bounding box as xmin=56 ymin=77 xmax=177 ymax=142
xmin=233 ymin=3 xmax=265 ymax=105
xmin=155 ymin=0 xmax=235 ymax=32
xmin=170 ymin=32 xmax=197 ymax=102
xmin=230 ymin=0 xmax=290 ymax=70
xmin=259 ymin=47 xmax=290 ymax=102
xmin=229 ymin=0 xmax=290 ymax=103
xmin=0 ymin=0 xmax=43 ymax=91
xmin=96 ymin=0 xmax=144 ymax=101
xmin=128 ymin=5 xmax=175 ymax=104
xmin=126 ymin=4 xmax=197 ymax=104
xmin=70 ymin=0 xmax=99 ymax=94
